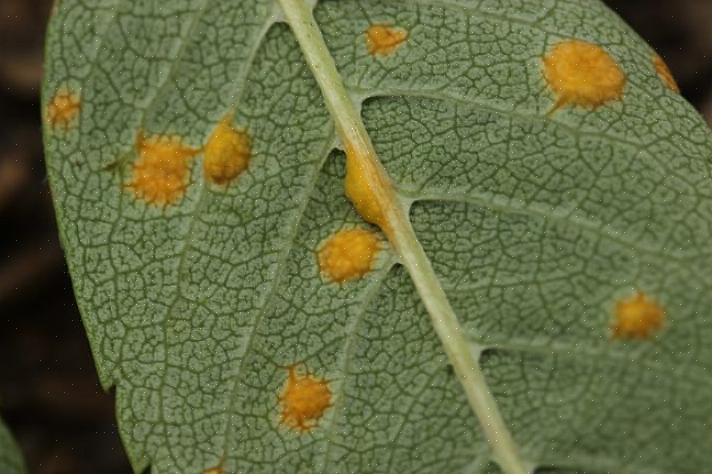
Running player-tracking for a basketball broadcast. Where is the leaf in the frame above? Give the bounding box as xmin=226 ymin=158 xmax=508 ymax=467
xmin=0 ymin=417 xmax=26 ymax=474
xmin=42 ymin=0 xmax=712 ymax=473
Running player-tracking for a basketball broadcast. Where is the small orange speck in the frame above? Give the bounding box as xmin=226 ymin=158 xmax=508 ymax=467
xmin=46 ymin=88 xmax=80 ymax=130
xmin=612 ymin=291 xmax=665 ymax=339
xmin=653 ymin=54 xmax=680 ymax=93
xmin=127 ymin=134 xmax=198 ymax=206
xmin=365 ymin=24 xmax=408 ymax=56
xmin=279 ymin=365 xmax=332 ymax=432
xmin=543 ymin=40 xmax=626 ymax=111
xmin=318 ymin=227 xmax=380 ymax=283
xmin=202 ymin=467 xmax=223 ymax=474
xmin=203 ymin=117 xmax=251 ymax=185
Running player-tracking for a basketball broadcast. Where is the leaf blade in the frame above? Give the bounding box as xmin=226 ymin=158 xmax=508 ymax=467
xmin=43 ymin=0 xmax=712 ymax=473
xmin=0 ymin=417 xmax=25 ymax=474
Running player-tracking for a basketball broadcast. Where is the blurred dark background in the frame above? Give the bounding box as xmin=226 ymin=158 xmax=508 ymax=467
xmin=0 ymin=1 xmax=710 ymax=473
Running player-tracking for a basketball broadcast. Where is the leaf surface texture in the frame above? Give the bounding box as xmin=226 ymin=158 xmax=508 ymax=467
xmin=43 ymin=0 xmax=712 ymax=472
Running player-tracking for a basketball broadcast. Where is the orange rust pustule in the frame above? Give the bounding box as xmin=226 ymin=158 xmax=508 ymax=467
xmin=203 ymin=117 xmax=251 ymax=185
xmin=46 ymin=88 xmax=80 ymax=130
xmin=653 ymin=54 xmax=680 ymax=93
xmin=279 ymin=365 xmax=332 ymax=432
xmin=344 ymin=142 xmax=389 ymax=232
xmin=318 ymin=228 xmax=380 ymax=283
xmin=543 ymin=39 xmax=626 ymax=112
xmin=612 ymin=291 xmax=665 ymax=340
xmin=127 ymin=134 xmax=198 ymax=206
xmin=365 ymin=24 xmax=408 ymax=56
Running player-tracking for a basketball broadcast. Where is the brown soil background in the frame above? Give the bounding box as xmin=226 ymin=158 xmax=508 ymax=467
xmin=1 ymin=1 xmax=710 ymax=473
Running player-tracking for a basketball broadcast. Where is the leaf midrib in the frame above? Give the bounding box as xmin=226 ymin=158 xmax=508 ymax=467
xmin=277 ymin=0 xmax=530 ymax=472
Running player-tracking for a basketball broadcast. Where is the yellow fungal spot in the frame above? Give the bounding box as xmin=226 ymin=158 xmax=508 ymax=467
xmin=279 ymin=365 xmax=332 ymax=432
xmin=344 ymin=143 xmax=388 ymax=231
xmin=46 ymin=87 xmax=80 ymax=130
xmin=612 ymin=291 xmax=665 ymax=339
xmin=653 ymin=54 xmax=680 ymax=93
xmin=318 ymin=227 xmax=380 ymax=283
xmin=202 ymin=467 xmax=223 ymax=474
xmin=127 ymin=134 xmax=198 ymax=206
xmin=543 ymin=40 xmax=626 ymax=111
xmin=203 ymin=117 xmax=251 ymax=185
xmin=365 ymin=24 xmax=408 ymax=56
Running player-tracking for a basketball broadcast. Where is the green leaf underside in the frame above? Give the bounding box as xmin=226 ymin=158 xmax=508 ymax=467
xmin=42 ymin=0 xmax=712 ymax=473
xmin=0 ymin=418 xmax=25 ymax=474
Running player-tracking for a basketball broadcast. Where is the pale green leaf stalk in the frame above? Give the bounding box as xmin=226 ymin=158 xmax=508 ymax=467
xmin=42 ymin=0 xmax=712 ymax=473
